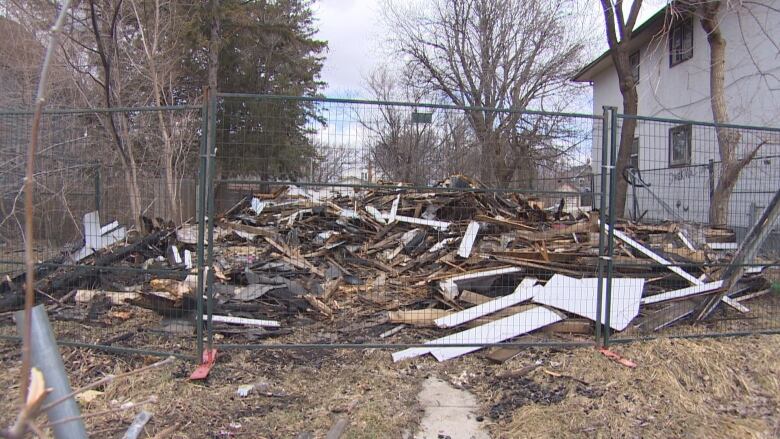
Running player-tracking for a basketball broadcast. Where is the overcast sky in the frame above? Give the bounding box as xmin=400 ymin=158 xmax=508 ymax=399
xmin=312 ymin=0 xmax=386 ymax=97
xmin=312 ymin=0 xmax=667 ymax=99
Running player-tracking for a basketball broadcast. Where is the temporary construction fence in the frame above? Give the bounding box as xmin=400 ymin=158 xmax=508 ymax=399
xmin=0 ymin=94 xmax=778 ymax=363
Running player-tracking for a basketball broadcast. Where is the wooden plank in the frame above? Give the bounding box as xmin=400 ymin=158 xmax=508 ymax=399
xmin=388 ymin=309 xmax=451 ymax=327
xmin=458 ymin=290 xmax=492 ymax=305
xmin=484 ymin=347 xmax=523 ymax=364
xmin=208 ymin=315 xmax=280 ymax=328
xmin=380 ymin=213 xmax=450 ymax=231
xmin=541 ymin=319 xmax=593 ymax=334
xmin=636 ymin=300 xmax=696 ymax=331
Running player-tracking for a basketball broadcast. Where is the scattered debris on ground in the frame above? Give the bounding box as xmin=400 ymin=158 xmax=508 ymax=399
xmin=1 ymin=177 xmax=777 ymax=363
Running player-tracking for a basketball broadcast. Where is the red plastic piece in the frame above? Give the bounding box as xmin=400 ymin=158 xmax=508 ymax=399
xmin=599 ymin=347 xmax=637 ymax=368
xmin=190 ymin=348 xmax=218 ymax=380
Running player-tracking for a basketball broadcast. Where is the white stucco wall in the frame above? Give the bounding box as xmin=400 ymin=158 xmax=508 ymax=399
xmin=588 ymin=3 xmax=780 ymax=229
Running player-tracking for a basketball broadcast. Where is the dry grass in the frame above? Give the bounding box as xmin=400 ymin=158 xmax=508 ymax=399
xmin=462 ymin=336 xmax=780 ymax=439
xmin=0 ymin=334 xmax=779 ymax=438
xmin=0 ymin=346 xmax=423 ymax=438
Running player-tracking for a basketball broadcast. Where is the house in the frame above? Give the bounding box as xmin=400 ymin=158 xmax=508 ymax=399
xmin=573 ymin=3 xmax=780 ymax=231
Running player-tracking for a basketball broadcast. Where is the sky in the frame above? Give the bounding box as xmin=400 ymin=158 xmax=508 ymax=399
xmin=312 ymin=0 xmax=386 ymax=97
xmin=312 ymin=0 xmax=668 ymax=99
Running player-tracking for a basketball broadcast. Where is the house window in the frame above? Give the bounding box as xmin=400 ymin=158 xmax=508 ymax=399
xmin=669 ymin=18 xmax=693 ymax=67
xmin=629 ymin=51 xmax=640 ymax=83
xmin=630 ymin=137 xmax=640 ymax=168
xmin=669 ymin=124 xmax=692 ymax=167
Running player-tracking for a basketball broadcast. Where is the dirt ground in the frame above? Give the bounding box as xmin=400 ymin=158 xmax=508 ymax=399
xmin=1 ymin=334 xmax=778 ymax=439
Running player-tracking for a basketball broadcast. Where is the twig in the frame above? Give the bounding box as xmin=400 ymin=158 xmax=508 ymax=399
xmin=42 ymin=397 xmax=157 ymax=429
xmin=40 ymin=356 xmax=174 ymax=412
xmin=20 ymin=0 xmax=73 ymax=402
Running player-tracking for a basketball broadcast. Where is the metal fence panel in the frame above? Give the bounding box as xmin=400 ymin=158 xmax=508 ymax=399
xmin=203 ymin=93 xmax=605 ymax=353
xmin=0 ymin=105 xmax=205 ymax=360
xmin=605 ymin=113 xmax=780 ymax=343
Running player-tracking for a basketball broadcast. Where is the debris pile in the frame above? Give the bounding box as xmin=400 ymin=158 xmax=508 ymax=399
xmin=1 ymin=176 xmax=775 ymax=361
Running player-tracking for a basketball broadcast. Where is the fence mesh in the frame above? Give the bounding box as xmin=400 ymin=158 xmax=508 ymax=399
xmin=604 ymin=114 xmax=780 ymax=342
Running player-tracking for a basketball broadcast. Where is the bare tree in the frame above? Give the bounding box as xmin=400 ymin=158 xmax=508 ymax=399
xmin=125 ymin=0 xmax=196 ymax=223
xmin=599 ymin=0 xmax=644 ymax=218
xmin=361 ymin=68 xmax=444 ymax=185
xmin=383 ymin=0 xmax=584 ymax=187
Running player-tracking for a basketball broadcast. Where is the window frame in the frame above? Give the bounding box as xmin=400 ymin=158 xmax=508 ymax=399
xmin=668 ymin=124 xmax=692 ymax=167
xmin=630 ymin=136 xmax=640 ymax=169
xmin=629 ymin=51 xmax=640 ymax=83
xmin=669 ymin=17 xmax=694 ymax=67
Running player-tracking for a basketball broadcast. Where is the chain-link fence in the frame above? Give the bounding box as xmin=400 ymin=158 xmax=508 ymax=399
xmin=1 ymin=96 xmax=778 ymax=362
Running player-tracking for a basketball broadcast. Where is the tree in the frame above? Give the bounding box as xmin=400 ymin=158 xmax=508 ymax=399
xmin=599 ymin=0 xmax=644 ymax=218
xmin=383 ymin=0 xmax=584 ymax=187
xmin=675 ymin=0 xmax=771 ymax=225
xmin=183 ymin=0 xmax=327 ymax=179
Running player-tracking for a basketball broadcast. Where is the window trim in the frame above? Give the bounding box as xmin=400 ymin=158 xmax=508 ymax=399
xmin=668 ymin=124 xmax=692 ymax=167
xmin=669 ymin=17 xmax=694 ymax=67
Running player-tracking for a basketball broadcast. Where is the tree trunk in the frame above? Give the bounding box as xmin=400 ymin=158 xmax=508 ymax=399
xmin=700 ymin=2 xmax=741 ymax=226
xmin=611 ymin=49 xmax=638 ymax=219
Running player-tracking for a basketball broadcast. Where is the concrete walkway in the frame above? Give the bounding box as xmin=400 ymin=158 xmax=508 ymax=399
xmin=414 ymin=377 xmax=490 ymax=439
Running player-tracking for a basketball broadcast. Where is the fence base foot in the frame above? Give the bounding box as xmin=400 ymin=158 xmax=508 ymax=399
xmin=190 ymin=348 xmax=218 ymax=380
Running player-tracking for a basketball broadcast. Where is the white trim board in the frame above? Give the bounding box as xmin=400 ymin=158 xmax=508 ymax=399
xmin=605 ymin=225 xmax=748 ymax=313
xmin=434 ymin=278 xmax=538 ymax=328
xmin=532 ymin=274 xmax=645 ymax=331
xmin=457 ymin=221 xmax=480 ymax=258
xmin=388 ymin=195 xmax=400 ymax=223
xmin=444 ymin=267 xmax=522 ymax=283
xmin=708 ymin=242 xmax=738 ymax=250
xmin=380 ymin=213 xmax=450 ymax=231
xmin=437 ymin=267 xmax=523 ymax=299
xmin=207 ymin=315 xmax=280 ymax=328
xmin=641 ymin=281 xmax=724 ymax=305
xmin=605 ymin=224 xmax=702 ymax=285
xmin=74 ymin=211 xmax=127 ymax=261
xmin=391 ymin=306 xmax=562 ymax=362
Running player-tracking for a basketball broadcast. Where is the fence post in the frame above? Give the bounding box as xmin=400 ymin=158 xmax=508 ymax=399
xmin=708 ymin=159 xmax=715 ymax=203
xmin=595 ymin=106 xmax=611 ymax=347
xmin=603 ymin=107 xmax=619 ymax=346
xmin=204 ymin=90 xmax=219 ymax=351
xmin=195 ymin=88 xmax=210 ymax=362
xmin=93 ymin=166 xmax=101 ymax=215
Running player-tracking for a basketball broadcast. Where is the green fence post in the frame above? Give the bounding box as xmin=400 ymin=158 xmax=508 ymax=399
xmin=94 ymin=166 xmax=101 ymax=214
xmin=604 ymin=107 xmax=619 ymax=346
xmin=595 ymin=106 xmax=611 ymax=347
xmin=708 ymin=159 xmax=715 ymax=203
xmin=205 ymin=91 xmax=219 ymax=351
xmin=195 ymin=89 xmax=209 ymax=362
